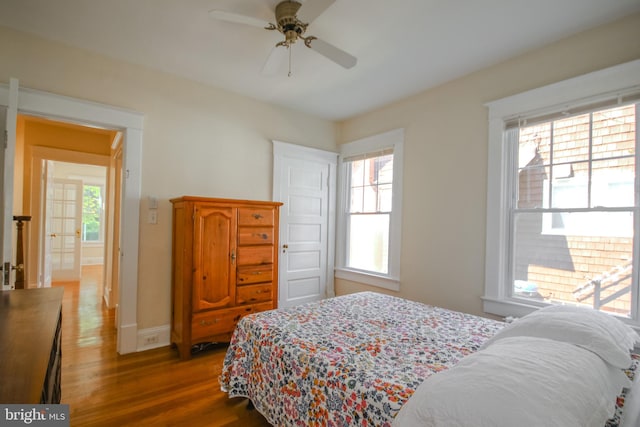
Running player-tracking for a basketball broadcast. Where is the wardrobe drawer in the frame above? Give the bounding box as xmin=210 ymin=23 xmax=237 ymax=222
xmin=191 ymin=306 xmax=253 ymax=341
xmin=237 ymin=246 xmax=274 ymax=266
xmin=238 ymin=208 xmax=274 ymax=226
xmin=237 ymin=265 xmax=273 ymax=285
xmin=238 ymin=227 xmax=274 ymax=245
xmin=236 ymin=284 xmax=273 ymax=305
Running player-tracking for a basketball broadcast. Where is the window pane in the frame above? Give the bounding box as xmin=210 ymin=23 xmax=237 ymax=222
xmin=518 ymin=164 xmax=548 ymax=209
xmin=348 ymin=213 xmax=390 ymax=274
xmin=552 ymin=113 xmax=591 ymax=163
xmin=519 ymin=123 xmax=551 ymax=168
xmin=350 ymin=159 xmax=365 ymax=186
xmin=350 ymin=187 xmax=363 ymax=213
xmin=591 ymin=157 xmax=635 ymax=207
xmin=362 ymin=185 xmax=378 ymax=212
xmin=513 ymin=211 xmax=633 ymax=317
xmin=378 ymin=184 xmax=393 ymax=211
xmin=592 ymin=105 xmax=636 ymax=160
xmin=65 ymin=187 xmax=77 ymax=201
xmin=376 ymin=155 xmax=393 ymax=184
xmin=547 ymin=166 xmax=589 ymax=209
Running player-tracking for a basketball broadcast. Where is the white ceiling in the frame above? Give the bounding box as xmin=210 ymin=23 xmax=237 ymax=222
xmin=1 ymin=0 xmax=639 ymax=121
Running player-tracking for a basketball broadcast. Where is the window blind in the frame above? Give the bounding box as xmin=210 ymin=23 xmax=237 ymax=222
xmin=342 ymin=147 xmax=394 ymax=163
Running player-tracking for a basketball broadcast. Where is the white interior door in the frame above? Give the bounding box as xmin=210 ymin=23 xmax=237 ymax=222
xmin=1 ymin=79 xmax=18 ymax=290
xmin=49 ymin=178 xmax=83 ymax=281
xmin=273 ymin=141 xmax=337 ymax=307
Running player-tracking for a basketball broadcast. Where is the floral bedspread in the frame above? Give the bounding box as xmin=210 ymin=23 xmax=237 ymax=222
xmin=219 ymin=292 xmax=504 ymax=426
xmin=606 ymin=352 xmax=639 ymax=427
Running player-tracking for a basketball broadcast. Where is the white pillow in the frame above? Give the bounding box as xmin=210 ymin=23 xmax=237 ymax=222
xmin=481 ymin=307 xmax=635 ymax=368
xmin=533 ymin=305 xmax=639 ymax=351
xmin=393 ymin=336 xmax=631 ymax=427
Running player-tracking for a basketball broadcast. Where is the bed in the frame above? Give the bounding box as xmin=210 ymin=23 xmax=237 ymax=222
xmin=219 ymin=292 xmax=640 ymax=427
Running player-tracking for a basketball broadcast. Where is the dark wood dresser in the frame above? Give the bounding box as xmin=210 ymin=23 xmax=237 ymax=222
xmin=0 ymin=287 xmax=63 ymax=403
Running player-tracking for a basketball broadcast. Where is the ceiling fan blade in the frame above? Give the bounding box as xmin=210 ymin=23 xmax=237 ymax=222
xmin=208 ymin=10 xmax=271 ymax=29
xmin=297 ymin=0 xmax=336 ymax=24
xmin=262 ymin=45 xmax=288 ymax=75
xmin=307 ymin=37 xmax=357 ymax=69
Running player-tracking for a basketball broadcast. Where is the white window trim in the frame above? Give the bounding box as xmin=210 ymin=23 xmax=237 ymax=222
xmin=336 ymin=128 xmax=404 ymax=291
xmin=483 ymin=59 xmax=640 ymax=321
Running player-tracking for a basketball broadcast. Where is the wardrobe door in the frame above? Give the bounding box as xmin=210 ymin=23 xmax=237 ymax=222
xmin=192 ymin=204 xmax=237 ymax=312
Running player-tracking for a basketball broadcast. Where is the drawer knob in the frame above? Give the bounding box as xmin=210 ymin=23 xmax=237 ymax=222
xmin=252 ymin=213 xmax=263 ymax=220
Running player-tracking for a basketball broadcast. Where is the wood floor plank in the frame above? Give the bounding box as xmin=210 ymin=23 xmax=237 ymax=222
xmin=57 ymin=266 xmax=271 ymax=426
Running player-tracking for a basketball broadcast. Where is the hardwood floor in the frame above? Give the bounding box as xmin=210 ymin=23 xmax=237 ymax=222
xmin=55 ymin=265 xmax=271 ymax=426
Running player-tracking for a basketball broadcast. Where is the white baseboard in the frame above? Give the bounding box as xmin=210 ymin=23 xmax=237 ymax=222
xmin=137 ymin=325 xmax=171 ymax=352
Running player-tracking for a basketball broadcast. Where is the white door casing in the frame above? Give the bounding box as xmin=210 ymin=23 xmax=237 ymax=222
xmin=0 ymin=82 xmax=143 ymax=354
xmin=1 ymin=78 xmax=18 ymax=290
xmin=41 ymin=159 xmax=54 ymax=287
xmin=273 ymin=141 xmax=337 ymax=307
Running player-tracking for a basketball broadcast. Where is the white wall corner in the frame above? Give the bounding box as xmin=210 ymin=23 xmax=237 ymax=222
xmin=118 ymin=322 xmax=139 ymax=354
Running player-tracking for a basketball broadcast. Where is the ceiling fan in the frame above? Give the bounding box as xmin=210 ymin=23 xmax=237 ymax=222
xmin=209 ymin=0 xmax=357 ymax=75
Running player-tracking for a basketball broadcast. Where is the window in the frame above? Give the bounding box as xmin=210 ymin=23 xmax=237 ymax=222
xmin=484 ymin=60 xmax=640 ymax=324
xmin=82 ymin=184 xmax=104 ymax=242
xmin=336 ymin=129 xmax=403 ymax=290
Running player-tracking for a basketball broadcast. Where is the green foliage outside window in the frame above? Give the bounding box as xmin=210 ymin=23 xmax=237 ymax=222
xmin=83 ymin=185 xmax=102 ymax=241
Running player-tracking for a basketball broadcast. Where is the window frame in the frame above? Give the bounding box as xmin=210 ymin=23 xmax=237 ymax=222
xmin=483 ymin=59 xmax=640 ymax=323
xmin=336 ymin=128 xmax=404 ymax=290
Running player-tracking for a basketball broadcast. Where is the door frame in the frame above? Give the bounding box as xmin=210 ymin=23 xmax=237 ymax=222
xmin=0 ymin=79 xmax=17 ymax=290
xmin=0 ymin=82 xmax=143 ymax=354
xmin=272 ymin=141 xmax=337 ymax=304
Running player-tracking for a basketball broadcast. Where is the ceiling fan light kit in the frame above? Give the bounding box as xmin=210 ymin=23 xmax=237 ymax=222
xmin=209 ymin=0 xmax=357 ymax=76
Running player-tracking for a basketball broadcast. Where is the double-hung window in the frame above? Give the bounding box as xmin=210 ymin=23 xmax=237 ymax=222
xmin=484 ymin=60 xmax=640 ymax=323
xmin=336 ymin=129 xmax=404 ymax=290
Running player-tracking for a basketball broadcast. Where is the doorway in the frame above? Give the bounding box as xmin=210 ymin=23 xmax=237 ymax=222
xmin=22 ymin=116 xmax=118 ymax=314
xmin=1 ymin=81 xmax=143 ymax=354
xmin=45 ymin=162 xmax=109 ymax=289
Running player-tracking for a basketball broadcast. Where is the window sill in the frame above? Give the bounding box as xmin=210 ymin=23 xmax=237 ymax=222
xmin=335 ymin=268 xmax=400 ymax=291
xmin=482 ymin=296 xmax=545 ymax=319
xmin=482 ymin=296 xmax=640 ymax=332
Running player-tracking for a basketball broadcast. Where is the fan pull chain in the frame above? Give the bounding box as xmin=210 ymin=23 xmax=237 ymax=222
xmin=288 ymin=45 xmax=292 ymax=77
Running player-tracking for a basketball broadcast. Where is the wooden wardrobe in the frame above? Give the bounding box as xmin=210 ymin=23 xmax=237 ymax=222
xmin=170 ymin=196 xmax=282 ymax=360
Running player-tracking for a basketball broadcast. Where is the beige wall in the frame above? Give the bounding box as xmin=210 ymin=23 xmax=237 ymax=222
xmin=336 ymin=12 xmax=640 ymax=318
xmin=2 ymin=12 xmax=639 ymax=332
xmin=0 ymin=25 xmax=337 ymax=329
